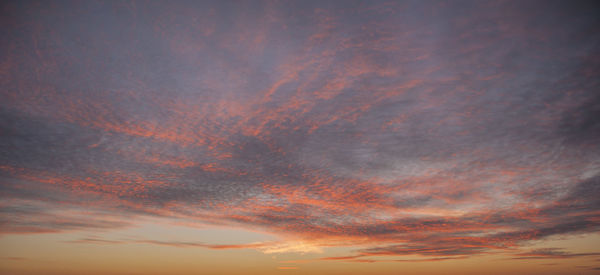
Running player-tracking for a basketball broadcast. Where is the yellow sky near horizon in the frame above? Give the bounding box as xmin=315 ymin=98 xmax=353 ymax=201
xmin=2 ymin=221 xmax=599 ymax=275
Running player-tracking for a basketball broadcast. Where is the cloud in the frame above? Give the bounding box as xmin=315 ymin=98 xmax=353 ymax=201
xmin=1 ymin=0 xmax=599 ymax=263
xmin=511 ymin=248 xmax=600 ymax=260
xmin=67 ymin=237 xmax=270 ymax=250
xmin=0 ymin=200 xmax=131 ymax=234
xmin=320 ymin=254 xmax=469 ymax=263
xmin=258 ymin=241 xmax=323 ymax=254
xmin=66 ymin=237 xmax=321 ymax=255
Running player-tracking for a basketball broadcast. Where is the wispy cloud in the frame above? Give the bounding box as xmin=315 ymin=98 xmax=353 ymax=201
xmin=511 ymin=248 xmax=600 ymax=260
xmin=66 ymin=237 xmax=323 ymax=255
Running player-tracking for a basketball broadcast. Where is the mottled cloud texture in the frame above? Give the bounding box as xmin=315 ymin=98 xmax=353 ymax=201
xmin=1 ymin=0 xmax=599 ymax=261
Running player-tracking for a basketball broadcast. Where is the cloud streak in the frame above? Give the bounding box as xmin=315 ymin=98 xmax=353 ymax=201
xmin=511 ymin=248 xmax=600 ymax=260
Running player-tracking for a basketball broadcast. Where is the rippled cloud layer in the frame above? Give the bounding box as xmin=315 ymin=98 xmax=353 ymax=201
xmin=1 ymin=0 xmax=599 ymax=264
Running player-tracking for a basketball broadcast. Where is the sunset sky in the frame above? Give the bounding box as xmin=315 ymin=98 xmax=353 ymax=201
xmin=1 ymin=0 xmax=600 ymax=274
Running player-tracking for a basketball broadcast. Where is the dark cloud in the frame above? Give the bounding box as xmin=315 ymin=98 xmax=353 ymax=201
xmin=360 ymin=244 xmax=487 ymax=257
xmin=0 ymin=207 xmax=130 ymax=234
xmin=511 ymin=248 xmax=600 ymax=260
xmin=560 ymin=92 xmax=600 ymax=145
xmin=66 ymin=237 xmax=271 ymax=250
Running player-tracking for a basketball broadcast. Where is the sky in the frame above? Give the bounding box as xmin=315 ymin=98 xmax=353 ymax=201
xmin=1 ymin=0 xmax=599 ymax=274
